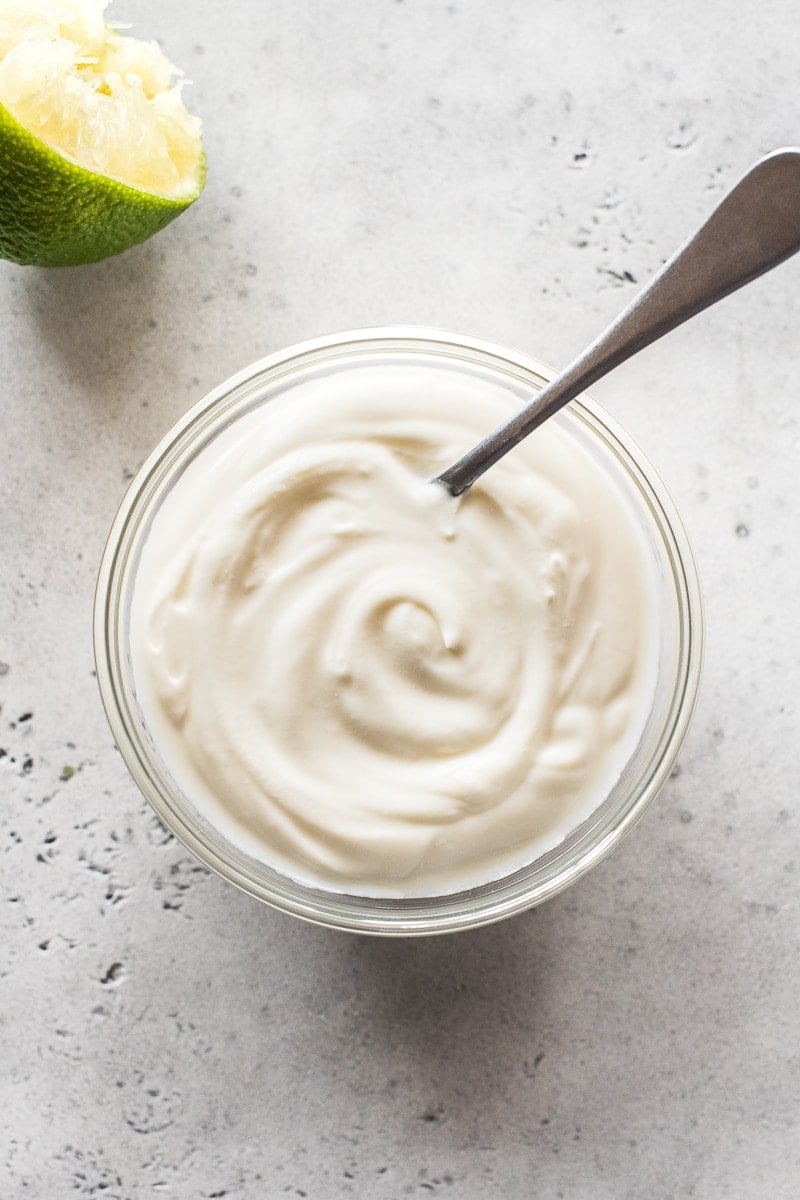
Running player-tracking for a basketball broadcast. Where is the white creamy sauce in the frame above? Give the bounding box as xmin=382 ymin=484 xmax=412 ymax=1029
xmin=131 ymin=363 xmax=657 ymax=896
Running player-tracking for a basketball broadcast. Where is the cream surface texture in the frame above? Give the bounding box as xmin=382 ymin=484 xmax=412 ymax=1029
xmin=131 ymin=361 xmax=657 ymax=897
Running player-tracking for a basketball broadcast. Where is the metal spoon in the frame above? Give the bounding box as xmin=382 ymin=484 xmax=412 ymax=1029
xmin=437 ymin=147 xmax=800 ymax=496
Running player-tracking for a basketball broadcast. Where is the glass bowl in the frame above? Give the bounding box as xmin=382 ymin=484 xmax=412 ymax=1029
xmin=94 ymin=328 xmax=703 ymax=935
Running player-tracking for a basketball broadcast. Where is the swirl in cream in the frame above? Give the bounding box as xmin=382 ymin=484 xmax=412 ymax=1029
xmin=131 ymin=363 xmax=656 ymax=896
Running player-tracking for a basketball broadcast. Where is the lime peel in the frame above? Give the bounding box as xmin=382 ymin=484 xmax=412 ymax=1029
xmin=0 ymin=0 xmax=205 ymax=266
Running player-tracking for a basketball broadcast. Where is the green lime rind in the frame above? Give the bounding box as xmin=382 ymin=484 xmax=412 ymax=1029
xmin=0 ymin=100 xmax=205 ymax=267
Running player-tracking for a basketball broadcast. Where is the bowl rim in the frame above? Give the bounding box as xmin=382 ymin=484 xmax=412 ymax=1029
xmin=94 ymin=326 xmax=704 ymax=935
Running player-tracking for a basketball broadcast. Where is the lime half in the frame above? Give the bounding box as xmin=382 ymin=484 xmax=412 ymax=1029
xmin=0 ymin=0 xmax=205 ymax=267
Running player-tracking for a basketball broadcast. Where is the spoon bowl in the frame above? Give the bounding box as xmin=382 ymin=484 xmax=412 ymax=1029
xmin=94 ymin=329 xmax=703 ymax=933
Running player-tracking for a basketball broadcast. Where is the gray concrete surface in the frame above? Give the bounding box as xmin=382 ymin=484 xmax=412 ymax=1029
xmin=2 ymin=1 xmax=799 ymax=1196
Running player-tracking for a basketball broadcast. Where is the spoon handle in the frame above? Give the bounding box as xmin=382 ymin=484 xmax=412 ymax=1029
xmin=438 ymin=147 xmax=800 ymax=495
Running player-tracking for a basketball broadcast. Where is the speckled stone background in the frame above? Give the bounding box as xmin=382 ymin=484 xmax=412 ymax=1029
xmin=2 ymin=1 xmax=799 ymax=1197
